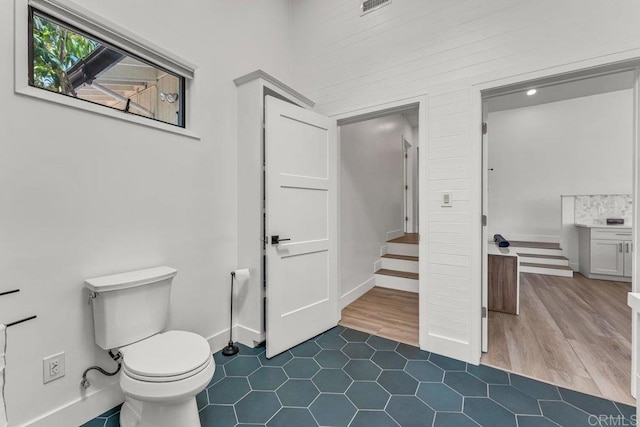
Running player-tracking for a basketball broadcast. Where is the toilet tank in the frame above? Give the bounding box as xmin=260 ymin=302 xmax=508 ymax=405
xmin=85 ymin=266 xmax=177 ymax=350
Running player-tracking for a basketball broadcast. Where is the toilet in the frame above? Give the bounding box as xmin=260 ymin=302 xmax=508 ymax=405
xmin=85 ymin=266 xmax=215 ymax=427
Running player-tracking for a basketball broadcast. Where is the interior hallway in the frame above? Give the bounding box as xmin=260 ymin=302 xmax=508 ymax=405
xmin=340 ymin=287 xmax=419 ymax=347
xmin=482 ymin=272 xmax=633 ymax=405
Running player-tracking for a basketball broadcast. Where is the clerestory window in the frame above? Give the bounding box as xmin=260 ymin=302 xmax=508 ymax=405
xmin=28 ymin=8 xmax=186 ymax=128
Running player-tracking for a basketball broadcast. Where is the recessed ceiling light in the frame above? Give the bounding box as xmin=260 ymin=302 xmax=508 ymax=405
xmin=526 ymin=89 xmax=537 ymax=96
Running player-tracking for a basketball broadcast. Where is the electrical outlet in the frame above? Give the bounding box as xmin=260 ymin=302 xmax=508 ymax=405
xmin=43 ymin=352 xmax=65 ymax=384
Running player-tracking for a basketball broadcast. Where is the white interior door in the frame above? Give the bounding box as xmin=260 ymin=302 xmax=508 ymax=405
xmin=481 ymin=101 xmax=489 ymax=353
xmin=265 ymin=96 xmax=339 ymax=358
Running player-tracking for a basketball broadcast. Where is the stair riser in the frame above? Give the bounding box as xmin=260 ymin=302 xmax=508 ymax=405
xmin=387 ymin=242 xmax=418 ymax=257
xmin=519 ymin=257 xmax=569 ymax=266
xmin=375 ymin=274 xmax=419 ymax=293
xmin=510 ymin=247 xmax=564 ymax=257
xmin=380 ymin=258 xmax=419 ymax=273
xmin=521 ymin=266 xmax=573 ymax=277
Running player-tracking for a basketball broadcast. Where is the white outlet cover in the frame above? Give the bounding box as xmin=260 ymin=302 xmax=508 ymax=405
xmin=43 ymin=352 xmax=65 ymax=384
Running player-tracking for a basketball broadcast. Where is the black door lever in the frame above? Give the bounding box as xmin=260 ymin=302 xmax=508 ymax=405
xmin=271 ymin=235 xmax=291 ymax=245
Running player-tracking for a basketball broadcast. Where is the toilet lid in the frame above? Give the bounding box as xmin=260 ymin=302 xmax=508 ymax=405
xmin=121 ymin=331 xmax=211 ymax=380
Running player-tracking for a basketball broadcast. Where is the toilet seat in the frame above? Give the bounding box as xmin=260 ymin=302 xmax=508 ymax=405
xmin=120 ymin=330 xmax=212 ymax=383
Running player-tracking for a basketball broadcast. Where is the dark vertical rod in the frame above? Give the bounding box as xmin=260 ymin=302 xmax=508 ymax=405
xmin=222 ymin=272 xmax=239 ymax=356
xmin=229 ymin=271 xmax=235 ymax=343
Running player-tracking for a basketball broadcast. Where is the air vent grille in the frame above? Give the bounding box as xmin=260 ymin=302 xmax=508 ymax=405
xmin=361 ymin=0 xmax=391 ymax=15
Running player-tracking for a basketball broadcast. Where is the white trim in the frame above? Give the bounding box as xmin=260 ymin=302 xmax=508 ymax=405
xmin=20 ymin=326 xmax=243 ymax=427
xmin=385 ymin=229 xmax=404 ymax=242
xmin=373 ymin=259 xmax=382 ymax=273
xmin=15 ymin=86 xmax=201 ymax=140
xmin=234 ymin=70 xmax=315 ymax=108
xmin=380 ymin=244 xmax=388 ymax=256
xmin=14 ymin=0 xmax=200 ymax=138
xmin=472 ymin=49 xmax=640 ymax=366
xmin=27 ymin=0 xmax=197 ymax=79
xmin=632 ymin=67 xmax=640 ymax=399
xmin=20 ymin=382 xmax=123 ymax=427
xmin=234 ymin=325 xmax=265 ymax=348
xmin=341 ymin=276 xmax=376 ymax=309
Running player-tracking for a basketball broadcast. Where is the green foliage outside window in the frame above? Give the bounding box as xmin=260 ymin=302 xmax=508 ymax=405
xmin=31 ymin=14 xmax=98 ymax=96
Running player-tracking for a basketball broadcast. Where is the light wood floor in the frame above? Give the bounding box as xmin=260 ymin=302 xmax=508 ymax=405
xmin=482 ymin=272 xmax=633 ymax=405
xmin=388 ymin=233 xmax=419 ymax=244
xmin=341 ymin=273 xmax=634 ymax=405
xmin=340 ymin=287 xmax=419 ymax=346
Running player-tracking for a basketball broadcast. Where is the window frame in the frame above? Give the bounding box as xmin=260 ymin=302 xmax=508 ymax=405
xmin=15 ymin=0 xmax=200 ymax=139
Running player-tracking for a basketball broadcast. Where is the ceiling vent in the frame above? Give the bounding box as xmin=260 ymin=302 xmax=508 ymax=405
xmin=361 ymin=0 xmax=391 ymax=16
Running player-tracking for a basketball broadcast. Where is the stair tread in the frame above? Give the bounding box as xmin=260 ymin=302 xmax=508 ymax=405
xmin=520 ymin=262 xmax=573 ymax=270
xmin=376 ymin=269 xmax=419 ymax=280
xmin=387 ymin=233 xmax=419 ymax=244
xmin=382 ymin=254 xmax=419 ymax=261
xmin=517 ymin=253 xmax=569 ymax=260
xmin=509 ymin=240 xmax=561 ymax=249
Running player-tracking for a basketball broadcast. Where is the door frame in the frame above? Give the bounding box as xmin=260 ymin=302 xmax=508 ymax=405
xmin=471 ymin=55 xmax=640 ymax=393
xmin=330 ymin=94 xmax=428 ymax=349
xmin=403 ymin=135 xmax=412 ymax=233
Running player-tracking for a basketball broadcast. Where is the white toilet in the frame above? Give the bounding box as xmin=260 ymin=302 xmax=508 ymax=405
xmin=85 ymin=266 xmax=215 ymax=427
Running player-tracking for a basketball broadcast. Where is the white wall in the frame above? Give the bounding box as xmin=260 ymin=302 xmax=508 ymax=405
xmin=488 ymin=90 xmax=634 ymax=242
xmin=0 ymin=1 xmax=292 ymax=425
xmin=340 ymin=114 xmax=413 ymax=301
xmin=291 ymin=0 xmax=640 ymax=362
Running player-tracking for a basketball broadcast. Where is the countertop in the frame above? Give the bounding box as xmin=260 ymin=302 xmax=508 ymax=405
xmin=575 ymin=223 xmax=632 ymax=229
xmin=487 ymin=243 xmax=519 ymax=257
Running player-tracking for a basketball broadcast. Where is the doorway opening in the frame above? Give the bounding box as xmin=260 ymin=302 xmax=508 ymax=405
xmin=335 ymin=103 xmax=422 ymax=347
xmin=480 ymin=67 xmax=638 ymax=405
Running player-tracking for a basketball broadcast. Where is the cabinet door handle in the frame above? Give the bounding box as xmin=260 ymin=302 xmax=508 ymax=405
xmin=626 ymin=243 xmax=630 ymax=253
xmin=619 ymin=243 xmax=623 ymax=252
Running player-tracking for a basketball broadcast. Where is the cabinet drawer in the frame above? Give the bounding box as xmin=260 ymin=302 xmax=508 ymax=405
xmin=591 ymin=228 xmax=632 ymax=241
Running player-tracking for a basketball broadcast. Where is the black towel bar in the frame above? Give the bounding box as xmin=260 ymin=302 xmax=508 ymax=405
xmin=0 ymin=289 xmax=20 ymax=297
xmin=6 ymin=315 xmax=37 ymax=328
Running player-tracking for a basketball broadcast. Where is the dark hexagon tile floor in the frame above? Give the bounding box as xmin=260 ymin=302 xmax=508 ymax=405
xmin=83 ymin=327 xmax=635 ymax=427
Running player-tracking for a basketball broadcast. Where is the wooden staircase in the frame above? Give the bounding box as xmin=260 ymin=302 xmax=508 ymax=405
xmin=509 ymin=241 xmax=573 ymax=277
xmin=375 ymin=234 xmax=419 ymax=292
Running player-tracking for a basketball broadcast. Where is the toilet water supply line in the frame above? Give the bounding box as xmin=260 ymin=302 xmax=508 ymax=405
xmin=82 ymin=291 xmax=123 ymax=389
xmin=80 ymin=350 xmax=122 ymax=389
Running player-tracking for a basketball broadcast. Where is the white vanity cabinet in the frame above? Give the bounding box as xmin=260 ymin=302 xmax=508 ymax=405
xmin=578 ymin=225 xmax=632 ymax=281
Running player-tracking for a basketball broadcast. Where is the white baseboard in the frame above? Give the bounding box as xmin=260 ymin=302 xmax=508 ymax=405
xmin=385 ymin=229 xmax=404 ymax=242
xmin=24 ymin=326 xmax=261 ymax=427
xmin=380 ymin=244 xmax=387 ymax=257
xmin=341 ymin=276 xmax=376 ymax=309
xmin=21 ymin=381 xmax=124 ymax=427
xmin=235 ymin=324 xmax=265 ymax=347
xmin=373 ymin=260 xmax=382 ymax=273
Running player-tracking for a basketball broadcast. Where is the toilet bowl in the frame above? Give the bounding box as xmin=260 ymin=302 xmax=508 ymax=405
xmin=85 ymin=267 xmax=214 ymax=427
xmin=118 ymin=331 xmax=215 ymax=427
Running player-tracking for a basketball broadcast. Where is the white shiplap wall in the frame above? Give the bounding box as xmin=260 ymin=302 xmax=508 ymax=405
xmin=291 ymin=0 xmax=640 ymax=362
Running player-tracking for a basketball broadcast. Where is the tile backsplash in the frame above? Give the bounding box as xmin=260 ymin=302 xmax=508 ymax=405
xmin=574 ymin=194 xmax=632 ymax=225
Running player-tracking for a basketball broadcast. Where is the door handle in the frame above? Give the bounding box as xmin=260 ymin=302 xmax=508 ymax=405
xmin=271 ymin=235 xmax=291 ymax=245
xmin=619 ymin=243 xmax=623 ymax=253
xmin=626 ymin=243 xmax=630 ymax=253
